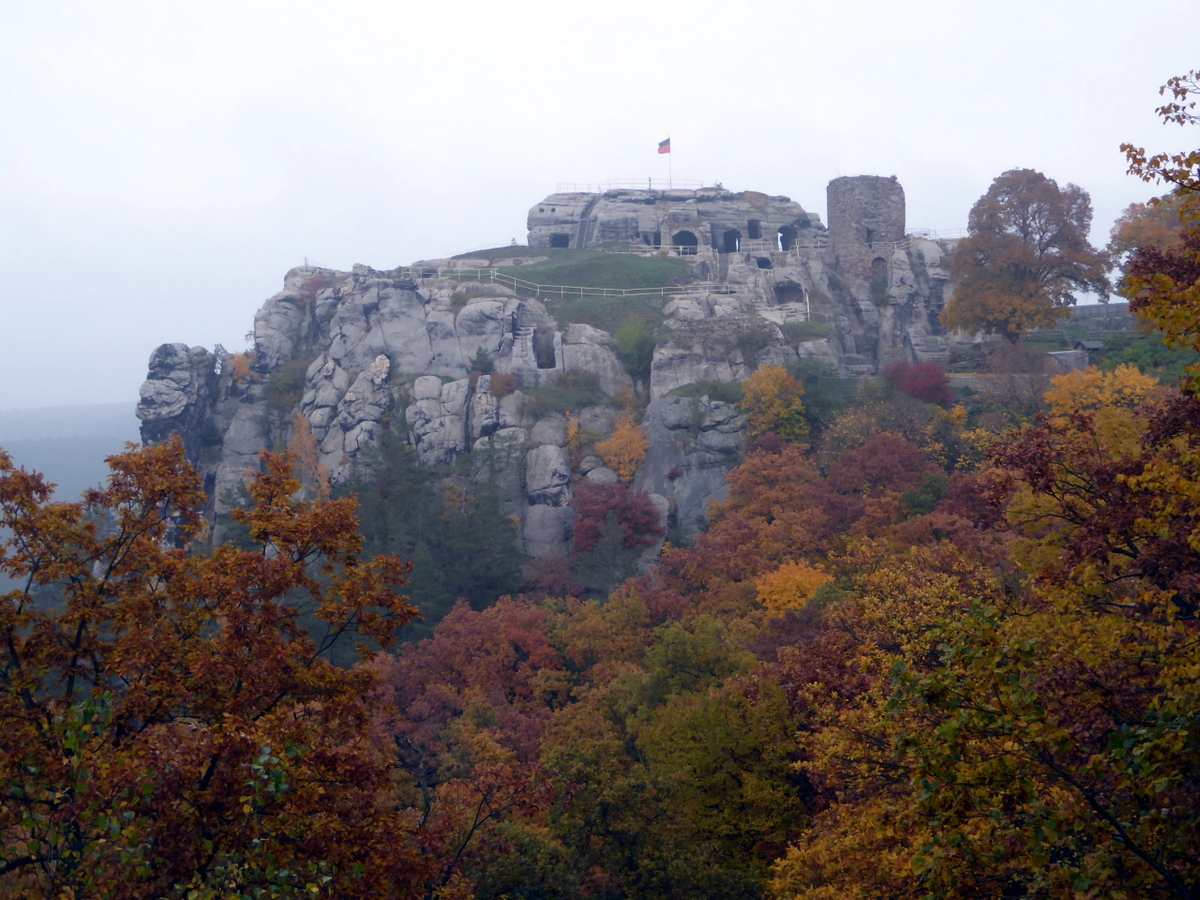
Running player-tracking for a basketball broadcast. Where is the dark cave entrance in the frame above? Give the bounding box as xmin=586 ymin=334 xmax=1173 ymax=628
xmin=673 ymin=231 xmax=698 ymax=255
xmin=533 ymin=327 xmax=557 ymax=369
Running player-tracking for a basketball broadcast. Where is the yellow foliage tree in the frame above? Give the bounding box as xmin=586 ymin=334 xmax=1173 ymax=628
xmin=288 ymin=413 xmax=330 ymax=498
xmin=1044 ymin=363 xmax=1159 ymax=418
xmin=229 ymin=351 xmax=256 ymax=385
xmin=1041 ymin=364 xmax=1160 ymax=457
xmin=1004 ymin=364 xmax=1162 ymax=578
xmin=595 ymin=412 xmax=648 ymax=483
xmin=755 ymin=561 xmax=832 ymax=616
xmin=739 ymin=366 xmax=809 ymax=443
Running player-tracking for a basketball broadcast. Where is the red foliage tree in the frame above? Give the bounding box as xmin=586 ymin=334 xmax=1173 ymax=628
xmin=881 ymin=360 xmax=954 ymax=406
xmin=826 ymin=431 xmax=932 ymax=496
xmin=570 ymin=481 xmax=664 ymax=554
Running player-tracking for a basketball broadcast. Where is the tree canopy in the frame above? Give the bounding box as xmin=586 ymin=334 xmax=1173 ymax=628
xmin=7 ymin=71 xmax=1200 ymax=900
xmin=0 ymin=441 xmax=424 ymax=898
xmin=1121 ymin=69 xmax=1200 ymax=388
xmin=940 ymin=168 xmax=1108 ymax=341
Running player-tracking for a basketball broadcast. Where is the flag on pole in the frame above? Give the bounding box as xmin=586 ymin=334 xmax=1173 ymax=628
xmin=657 ymin=138 xmax=671 ymax=155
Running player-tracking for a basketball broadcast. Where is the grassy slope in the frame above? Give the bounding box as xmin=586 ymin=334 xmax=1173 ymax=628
xmin=495 ymin=251 xmax=693 ymax=291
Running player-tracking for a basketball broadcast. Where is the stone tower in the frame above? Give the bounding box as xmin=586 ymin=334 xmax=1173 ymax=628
xmin=826 ymin=176 xmax=906 ymax=290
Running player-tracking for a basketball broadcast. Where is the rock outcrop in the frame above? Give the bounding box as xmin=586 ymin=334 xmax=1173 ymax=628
xmin=136 ymin=344 xmax=216 ymax=452
xmin=138 ymin=176 xmax=957 ymax=556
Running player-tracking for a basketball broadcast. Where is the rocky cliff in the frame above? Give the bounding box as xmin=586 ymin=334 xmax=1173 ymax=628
xmin=137 ymin=177 xmax=955 ymax=557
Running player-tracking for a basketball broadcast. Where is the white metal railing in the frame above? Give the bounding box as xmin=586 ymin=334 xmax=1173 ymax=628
xmin=868 ymin=237 xmax=912 ymax=254
xmin=602 ymin=239 xmax=809 ymax=258
xmin=736 ymin=239 xmax=779 ymax=253
xmin=908 ymin=228 xmax=967 ymax=241
xmin=392 ymin=266 xmax=742 ymax=300
xmin=553 ymin=179 xmax=707 ymax=193
xmin=597 ymin=242 xmax=709 ymax=257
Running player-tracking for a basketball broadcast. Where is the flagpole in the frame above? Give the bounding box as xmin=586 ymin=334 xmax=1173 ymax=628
xmin=668 ymin=138 xmax=673 ymax=190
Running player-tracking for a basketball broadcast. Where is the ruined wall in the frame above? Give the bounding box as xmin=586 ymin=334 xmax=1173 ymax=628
xmin=527 ymin=187 xmax=822 ymax=253
xmin=826 ymin=175 xmax=906 ymax=289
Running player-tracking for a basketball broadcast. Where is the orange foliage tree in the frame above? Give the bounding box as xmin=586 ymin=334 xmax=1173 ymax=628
xmin=755 ymin=561 xmax=832 ymax=617
xmin=1121 ymin=72 xmax=1200 ymax=386
xmin=594 ymin=411 xmax=648 ymax=482
xmin=739 ymin=365 xmax=809 ymax=443
xmin=228 ymin=350 xmax=256 ymax=385
xmin=0 ymin=440 xmax=423 ymax=899
xmin=940 ymin=168 xmax=1108 ymax=341
xmin=288 ymin=411 xmax=330 ymax=497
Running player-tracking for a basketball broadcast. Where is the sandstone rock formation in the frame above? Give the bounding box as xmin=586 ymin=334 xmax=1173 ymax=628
xmin=138 ymin=176 xmax=958 ymax=557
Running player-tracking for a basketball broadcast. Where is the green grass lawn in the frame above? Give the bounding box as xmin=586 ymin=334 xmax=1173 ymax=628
xmin=496 ymin=251 xmax=693 ymax=291
xmin=545 ymin=294 xmax=665 ymax=333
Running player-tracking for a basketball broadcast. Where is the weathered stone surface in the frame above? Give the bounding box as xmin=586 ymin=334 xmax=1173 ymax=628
xmin=212 ymin=403 xmax=270 ymax=514
xmin=529 ymin=414 xmax=568 ymax=447
xmin=406 ymin=377 xmax=470 ymax=467
xmin=253 ymin=294 xmax=307 ymax=372
xmin=138 ymin=177 xmax=974 ymax=565
xmin=561 ymin=324 xmax=631 ymax=396
xmin=137 ymin=344 xmax=215 ymax=458
xmin=827 ymin=175 xmax=906 ymax=287
xmin=526 ymin=444 xmax=571 ymax=507
xmin=302 ymin=354 xmax=353 ymax=413
xmin=585 ymin=466 xmax=619 ymax=485
xmin=528 ymin=186 xmax=823 ymax=254
xmin=303 ymin=356 xmax=394 ymax=475
xmin=523 ymin=504 xmax=573 ymax=558
xmin=524 ymin=443 xmax=572 ymax=557
xmin=636 ymin=397 xmax=746 ymax=542
xmin=650 ymin=318 xmax=796 ymax=400
xmin=137 ymin=344 xmax=206 ymax=424
xmin=578 ymin=455 xmax=603 ymax=475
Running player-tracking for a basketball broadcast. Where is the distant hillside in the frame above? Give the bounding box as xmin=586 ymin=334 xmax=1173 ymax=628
xmin=0 ymin=403 xmax=140 ymax=499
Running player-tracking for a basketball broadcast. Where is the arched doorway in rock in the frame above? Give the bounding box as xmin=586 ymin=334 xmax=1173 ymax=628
xmin=723 ymin=229 xmax=741 ymax=253
xmin=747 ymin=219 xmax=762 ymax=240
xmin=777 ymin=225 xmax=797 ymax=252
xmin=550 ymin=234 xmax=570 ymax=249
xmin=673 ymin=231 xmax=698 ymax=255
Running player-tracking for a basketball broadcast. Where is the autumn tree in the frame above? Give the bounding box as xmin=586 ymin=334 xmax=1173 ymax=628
xmin=1121 ymin=71 xmax=1200 ymax=384
xmin=755 ymin=561 xmax=832 ymax=617
xmin=940 ymin=168 xmax=1108 ymax=341
xmin=594 ymin=411 xmax=649 ymax=482
xmin=739 ymin=365 xmax=809 ymax=444
xmin=0 ymin=441 xmax=423 ymax=899
xmin=886 ymin=387 xmax=1200 ymax=900
xmin=880 ymin=359 xmax=953 ymax=406
xmin=771 ymin=371 xmax=1200 ymax=899
xmin=571 ymin=481 xmax=664 ymax=556
xmin=568 ymin=481 xmax=665 ymax=596
xmin=1109 ymin=194 xmax=1189 ymax=270
xmin=1122 ymin=69 xmax=1200 ymax=197
xmin=541 ymin=616 xmax=805 ymax=900
xmin=373 ymin=598 xmax=569 ymax=899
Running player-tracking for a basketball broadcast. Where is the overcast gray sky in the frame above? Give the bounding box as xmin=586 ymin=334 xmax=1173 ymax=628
xmin=2 ymin=0 xmax=1196 ymax=411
